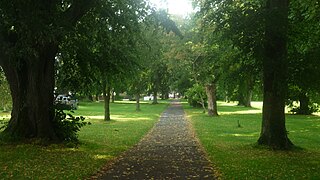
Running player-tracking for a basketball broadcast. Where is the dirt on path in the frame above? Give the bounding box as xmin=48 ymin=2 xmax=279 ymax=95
xmin=95 ymin=101 xmax=217 ymax=179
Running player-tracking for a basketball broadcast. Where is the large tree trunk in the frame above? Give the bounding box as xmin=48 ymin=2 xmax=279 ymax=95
xmin=135 ymin=93 xmax=141 ymax=111
xmin=103 ymin=82 xmax=111 ymax=121
xmin=258 ymin=0 xmax=293 ymax=149
xmin=0 ymin=1 xmax=94 ymax=141
xmin=2 ymin=43 xmax=58 ymax=140
xmin=205 ymin=84 xmax=218 ymax=116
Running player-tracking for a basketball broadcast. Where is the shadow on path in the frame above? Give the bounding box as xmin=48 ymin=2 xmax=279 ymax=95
xmin=95 ymin=101 xmax=216 ymax=179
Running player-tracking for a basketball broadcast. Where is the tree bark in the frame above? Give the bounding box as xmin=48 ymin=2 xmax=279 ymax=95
xmin=95 ymin=93 xmax=100 ymax=101
xmin=88 ymin=95 xmax=94 ymax=102
xmin=238 ymin=76 xmax=253 ymax=107
xmin=111 ymin=89 xmax=115 ymax=103
xmin=0 ymin=1 xmax=95 ymax=141
xmin=135 ymin=93 xmax=141 ymax=111
xmin=152 ymin=91 xmax=158 ymax=104
xmin=298 ymin=93 xmax=310 ymax=115
xmin=2 ymin=43 xmax=58 ymax=140
xmin=103 ymin=81 xmax=111 ymax=121
xmin=205 ymin=84 xmax=218 ymax=116
xmin=258 ymin=0 xmax=293 ymax=149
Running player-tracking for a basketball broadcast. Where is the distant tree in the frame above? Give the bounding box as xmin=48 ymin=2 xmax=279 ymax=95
xmin=198 ymin=0 xmax=263 ymax=107
xmin=141 ymin=10 xmax=183 ymax=104
xmin=0 ymin=69 xmax=11 ymax=111
xmin=286 ymin=0 xmax=320 ymax=114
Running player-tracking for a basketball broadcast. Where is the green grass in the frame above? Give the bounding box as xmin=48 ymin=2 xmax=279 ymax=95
xmin=183 ymin=101 xmax=320 ymax=179
xmin=0 ymin=101 xmax=168 ymax=179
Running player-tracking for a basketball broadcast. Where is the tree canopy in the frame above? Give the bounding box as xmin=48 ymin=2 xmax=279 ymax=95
xmin=0 ymin=0 xmax=319 ymax=150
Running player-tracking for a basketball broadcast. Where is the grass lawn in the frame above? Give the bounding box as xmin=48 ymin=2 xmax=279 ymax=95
xmin=0 ymin=101 xmax=168 ymax=179
xmin=183 ymin=101 xmax=320 ymax=179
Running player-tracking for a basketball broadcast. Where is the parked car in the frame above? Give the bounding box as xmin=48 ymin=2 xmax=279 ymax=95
xmin=54 ymin=95 xmax=78 ymax=110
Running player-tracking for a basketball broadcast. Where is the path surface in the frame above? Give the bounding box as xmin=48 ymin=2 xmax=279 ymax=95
xmin=97 ymin=101 xmax=216 ymax=179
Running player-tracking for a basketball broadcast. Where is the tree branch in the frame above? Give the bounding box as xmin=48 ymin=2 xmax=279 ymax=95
xmin=61 ymin=0 xmax=98 ymax=28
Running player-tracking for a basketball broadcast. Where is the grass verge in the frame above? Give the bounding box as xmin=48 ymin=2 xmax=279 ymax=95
xmin=184 ymin=101 xmax=320 ymax=179
xmin=0 ymin=101 xmax=168 ymax=179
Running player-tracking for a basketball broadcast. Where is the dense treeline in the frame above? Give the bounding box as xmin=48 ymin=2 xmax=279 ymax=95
xmin=1 ymin=0 xmax=319 ymax=149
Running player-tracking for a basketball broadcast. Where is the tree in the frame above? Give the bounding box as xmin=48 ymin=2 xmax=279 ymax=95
xmin=57 ymin=0 xmax=147 ymax=121
xmin=198 ymin=0 xmax=264 ymax=108
xmin=198 ymin=0 xmax=293 ymax=149
xmin=257 ymin=0 xmax=293 ymax=149
xmin=286 ymin=0 xmax=320 ymax=115
xmin=0 ymin=1 xmax=95 ymax=140
xmin=140 ymin=10 xmax=183 ymax=104
xmin=0 ymin=69 xmax=11 ymax=111
xmin=128 ymin=71 xmax=149 ymax=111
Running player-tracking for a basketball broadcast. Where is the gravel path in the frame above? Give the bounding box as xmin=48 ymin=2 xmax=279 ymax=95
xmin=96 ymin=101 xmax=216 ymax=179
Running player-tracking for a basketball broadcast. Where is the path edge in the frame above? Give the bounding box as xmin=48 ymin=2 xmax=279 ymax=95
xmin=87 ymin=103 xmax=170 ymax=180
xmin=183 ymin=106 xmax=222 ymax=180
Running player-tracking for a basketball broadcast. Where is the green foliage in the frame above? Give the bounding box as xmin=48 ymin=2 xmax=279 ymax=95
xmin=0 ymin=69 xmax=11 ymax=111
xmin=195 ymin=0 xmax=263 ymax=104
xmin=0 ymin=121 xmax=8 ymax=131
xmin=185 ymin=84 xmax=207 ymax=107
xmin=56 ymin=0 xmax=149 ymax=96
xmin=286 ymin=86 xmax=320 ymax=115
xmin=289 ymin=103 xmax=319 ymax=115
xmin=53 ymin=109 xmax=90 ymax=144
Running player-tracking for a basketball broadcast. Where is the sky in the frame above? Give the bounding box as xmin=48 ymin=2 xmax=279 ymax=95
xmin=149 ymin=0 xmax=194 ymax=17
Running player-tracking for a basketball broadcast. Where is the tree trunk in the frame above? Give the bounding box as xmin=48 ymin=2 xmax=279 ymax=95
xmin=0 ymin=1 xmax=95 ymax=141
xmin=2 ymin=43 xmax=58 ymax=140
xmin=135 ymin=93 xmax=141 ymax=111
xmin=152 ymin=91 xmax=158 ymax=104
xmin=165 ymin=93 xmax=169 ymax=99
xmin=103 ymin=82 xmax=111 ymax=121
xmin=298 ymin=93 xmax=310 ymax=115
xmin=258 ymin=0 xmax=293 ymax=149
xmin=88 ymin=95 xmax=94 ymax=102
xmin=238 ymin=75 xmax=253 ymax=107
xmin=111 ymin=89 xmax=115 ymax=103
xmin=95 ymin=93 xmax=100 ymax=101
xmin=205 ymin=84 xmax=218 ymax=116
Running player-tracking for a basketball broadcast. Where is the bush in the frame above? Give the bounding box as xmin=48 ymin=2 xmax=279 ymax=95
xmin=0 ymin=120 xmax=8 ymax=131
xmin=185 ymin=84 xmax=207 ymax=108
xmin=53 ymin=109 xmax=90 ymax=144
xmin=288 ymin=103 xmax=319 ymax=115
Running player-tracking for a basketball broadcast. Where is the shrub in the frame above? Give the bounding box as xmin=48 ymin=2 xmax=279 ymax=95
xmin=53 ymin=109 xmax=90 ymax=144
xmin=288 ymin=103 xmax=319 ymax=115
xmin=185 ymin=84 xmax=207 ymax=108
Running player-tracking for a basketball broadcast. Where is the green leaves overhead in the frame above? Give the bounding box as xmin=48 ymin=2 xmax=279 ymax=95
xmin=0 ymin=0 xmax=96 ymax=61
xmin=56 ymin=0 xmax=149 ymax=94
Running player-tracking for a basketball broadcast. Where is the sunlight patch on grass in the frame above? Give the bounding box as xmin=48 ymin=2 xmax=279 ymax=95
xmin=220 ymin=109 xmax=261 ymax=115
xmin=93 ymin=154 xmax=113 ymax=160
xmin=84 ymin=115 xmax=105 ymax=120
xmin=84 ymin=115 xmax=155 ymax=121
xmin=114 ymin=100 xmax=150 ymax=104
xmin=0 ymin=113 xmax=10 ymax=120
xmin=218 ymin=132 xmax=259 ymax=137
xmin=113 ymin=117 xmax=151 ymax=121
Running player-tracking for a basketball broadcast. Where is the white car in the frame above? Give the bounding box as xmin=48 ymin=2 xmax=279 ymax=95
xmin=55 ymin=95 xmax=78 ymax=110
